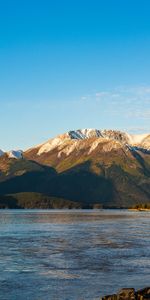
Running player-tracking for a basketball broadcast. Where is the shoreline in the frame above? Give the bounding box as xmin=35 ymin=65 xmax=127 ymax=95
xmin=101 ymin=287 xmax=150 ymax=300
xmin=129 ymin=208 xmax=150 ymax=211
xmin=0 ymin=207 xmax=150 ymax=210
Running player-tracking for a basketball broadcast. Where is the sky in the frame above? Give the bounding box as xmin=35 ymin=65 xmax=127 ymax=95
xmin=0 ymin=0 xmax=150 ymax=150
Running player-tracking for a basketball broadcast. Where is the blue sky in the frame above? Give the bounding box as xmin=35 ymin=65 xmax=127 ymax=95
xmin=0 ymin=0 xmax=150 ymax=150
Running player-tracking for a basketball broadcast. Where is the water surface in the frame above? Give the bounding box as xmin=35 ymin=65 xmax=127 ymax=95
xmin=0 ymin=209 xmax=150 ymax=300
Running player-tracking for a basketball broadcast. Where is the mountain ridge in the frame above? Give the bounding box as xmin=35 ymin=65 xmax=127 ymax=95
xmin=1 ymin=129 xmax=150 ymax=158
xmin=0 ymin=128 xmax=150 ymax=209
xmin=25 ymin=129 xmax=150 ymax=162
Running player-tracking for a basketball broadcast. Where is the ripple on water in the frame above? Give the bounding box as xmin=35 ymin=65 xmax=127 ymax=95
xmin=0 ymin=210 xmax=150 ymax=300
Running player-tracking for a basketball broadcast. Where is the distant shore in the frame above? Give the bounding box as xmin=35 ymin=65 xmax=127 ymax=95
xmin=129 ymin=208 xmax=150 ymax=211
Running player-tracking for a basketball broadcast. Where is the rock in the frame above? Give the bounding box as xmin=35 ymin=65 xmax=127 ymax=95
xmin=101 ymin=295 xmax=117 ymax=300
xmin=101 ymin=287 xmax=150 ymax=300
xmin=117 ymin=288 xmax=135 ymax=300
xmin=136 ymin=287 xmax=150 ymax=300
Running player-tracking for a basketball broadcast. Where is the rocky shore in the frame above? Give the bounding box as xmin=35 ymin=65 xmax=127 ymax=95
xmin=101 ymin=287 xmax=150 ymax=299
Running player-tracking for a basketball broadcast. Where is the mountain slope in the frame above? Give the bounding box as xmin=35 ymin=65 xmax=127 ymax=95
xmin=0 ymin=129 xmax=150 ymax=208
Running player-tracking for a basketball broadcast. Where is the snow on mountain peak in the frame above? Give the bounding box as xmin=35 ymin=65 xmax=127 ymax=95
xmin=37 ymin=134 xmax=69 ymax=155
xmin=68 ymin=129 xmax=103 ymax=140
xmin=37 ymin=129 xmax=101 ymax=155
xmin=7 ymin=150 xmax=23 ymax=159
xmin=0 ymin=149 xmax=4 ymax=157
xmin=32 ymin=128 xmax=150 ymax=156
xmin=126 ymin=133 xmax=150 ymax=145
xmin=0 ymin=149 xmax=23 ymax=159
xmin=2 ymin=129 xmax=149 ymax=160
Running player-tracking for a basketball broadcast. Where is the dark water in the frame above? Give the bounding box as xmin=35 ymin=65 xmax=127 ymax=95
xmin=0 ymin=210 xmax=150 ymax=300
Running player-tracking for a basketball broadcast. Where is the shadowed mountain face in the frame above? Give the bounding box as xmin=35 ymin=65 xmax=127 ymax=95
xmin=0 ymin=129 xmax=150 ymax=208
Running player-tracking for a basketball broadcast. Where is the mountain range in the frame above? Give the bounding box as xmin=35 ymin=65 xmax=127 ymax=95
xmin=0 ymin=129 xmax=150 ymax=208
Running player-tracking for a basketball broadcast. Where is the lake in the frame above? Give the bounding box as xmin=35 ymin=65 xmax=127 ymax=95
xmin=0 ymin=210 xmax=150 ymax=300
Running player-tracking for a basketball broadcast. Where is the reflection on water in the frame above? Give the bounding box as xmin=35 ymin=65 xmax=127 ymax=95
xmin=0 ymin=210 xmax=150 ymax=300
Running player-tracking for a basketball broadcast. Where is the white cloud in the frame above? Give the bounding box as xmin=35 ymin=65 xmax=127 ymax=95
xmin=127 ymin=110 xmax=150 ymax=119
xmin=126 ymin=127 xmax=150 ymax=133
xmin=95 ymin=92 xmax=110 ymax=97
xmin=79 ymin=85 xmax=150 ymax=132
xmin=80 ymin=85 xmax=149 ymax=105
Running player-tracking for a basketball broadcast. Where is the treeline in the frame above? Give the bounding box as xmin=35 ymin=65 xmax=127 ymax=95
xmin=131 ymin=203 xmax=150 ymax=209
xmin=0 ymin=192 xmax=103 ymax=209
xmin=0 ymin=193 xmax=81 ymax=209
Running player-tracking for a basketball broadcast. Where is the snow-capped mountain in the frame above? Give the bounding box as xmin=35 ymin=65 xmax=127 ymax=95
xmin=7 ymin=150 xmax=23 ymax=159
xmin=1 ymin=129 xmax=150 ymax=160
xmin=0 ymin=150 xmax=4 ymax=157
xmin=0 ymin=150 xmax=23 ymax=159
xmin=0 ymin=128 xmax=150 ymax=209
xmin=26 ymin=129 xmax=150 ymax=158
xmin=67 ymin=129 xmax=150 ymax=148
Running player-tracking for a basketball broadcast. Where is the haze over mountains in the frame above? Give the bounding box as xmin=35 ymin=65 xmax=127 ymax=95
xmin=0 ymin=129 xmax=150 ymax=209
